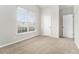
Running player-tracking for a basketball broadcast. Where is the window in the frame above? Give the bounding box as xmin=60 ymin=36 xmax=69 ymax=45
xmin=16 ymin=7 xmax=36 ymax=34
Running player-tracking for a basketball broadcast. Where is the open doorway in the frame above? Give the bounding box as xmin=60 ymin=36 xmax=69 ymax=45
xmin=59 ymin=5 xmax=74 ymax=39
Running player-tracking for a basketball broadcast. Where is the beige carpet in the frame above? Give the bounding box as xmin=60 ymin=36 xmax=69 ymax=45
xmin=0 ymin=36 xmax=79 ymax=54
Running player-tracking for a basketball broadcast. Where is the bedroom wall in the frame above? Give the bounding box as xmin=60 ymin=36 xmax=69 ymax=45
xmin=41 ymin=5 xmax=59 ymax=38
xmin=74 ymin=6 xmax=79 ymax=48
xmin=0 ymin=5 xmax=41 ymax=47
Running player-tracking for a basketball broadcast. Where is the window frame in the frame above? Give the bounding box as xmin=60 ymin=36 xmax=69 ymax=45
xmin=16 ymin=7 xmax=37 ymax=35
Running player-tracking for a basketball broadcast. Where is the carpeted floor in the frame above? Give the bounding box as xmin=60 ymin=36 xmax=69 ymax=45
xmin=0 ymin=36 xmax=79 ymax=54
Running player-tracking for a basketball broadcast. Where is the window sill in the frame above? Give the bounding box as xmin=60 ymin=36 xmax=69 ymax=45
xmin=16 ymin=30 xmax=37 ymax=36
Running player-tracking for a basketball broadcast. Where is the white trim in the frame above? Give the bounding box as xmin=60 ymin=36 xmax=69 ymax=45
xmin=0 ymin=35 xmax=39 ymax=48
xmin=17 ymin=30 xmax=37 ymax=36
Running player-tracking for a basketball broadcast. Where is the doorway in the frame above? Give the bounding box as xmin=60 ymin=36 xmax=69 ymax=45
xmin=63 ymin=15 xmax=73 ymax=38
xmin=59 ymin=5 xmax=74 ymax=39
xmin=42 ymin=15 xmax=52 ymax=37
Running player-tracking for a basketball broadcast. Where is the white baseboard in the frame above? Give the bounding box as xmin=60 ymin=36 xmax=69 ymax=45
xmin=0 ymin=35 xmax=39 ymax=48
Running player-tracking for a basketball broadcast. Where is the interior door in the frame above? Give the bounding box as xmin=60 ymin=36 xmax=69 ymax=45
xmin=42 ymin=16 xmax=52 ymax=36
xmin=63 ymin=15 xmax=73 ymax=38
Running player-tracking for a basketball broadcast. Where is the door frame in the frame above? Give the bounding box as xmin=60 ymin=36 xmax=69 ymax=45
xmin=73 ymin=6 xmax=74 ymax=41
xmin=59 ymin=5 xmax=74 ymax=40
xmin=63 ymin=14 xmax=74 ymax=39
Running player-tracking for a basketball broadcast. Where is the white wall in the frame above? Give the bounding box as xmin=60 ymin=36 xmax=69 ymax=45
xmin=60 ymin=6 xmax=73 ymax=15
xmin=41 ymin=6 xmax=59 ymax=38
xmin=0 ymin=6 xmax=16 ymax=46
xmin=74 ymin=6 xmax=79 ymax=48
xmin=0 ymin=5 xmax=41 ymax=47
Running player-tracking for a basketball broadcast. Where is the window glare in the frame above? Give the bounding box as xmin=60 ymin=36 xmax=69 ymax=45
xmin=17 ymin=7 xmax=28 ymax=22
xmin=17 ymin=7 xmax=36 ymax=34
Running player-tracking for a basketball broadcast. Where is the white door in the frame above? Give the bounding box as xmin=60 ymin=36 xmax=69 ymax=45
xmin=63 ymin=15 xmax=73 ymax=38
xmin=42 ymin=16 xmax=52 ymax=36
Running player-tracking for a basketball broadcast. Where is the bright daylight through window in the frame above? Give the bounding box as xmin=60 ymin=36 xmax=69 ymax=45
xmin=16 ymin=7 xmax=36 ymax=33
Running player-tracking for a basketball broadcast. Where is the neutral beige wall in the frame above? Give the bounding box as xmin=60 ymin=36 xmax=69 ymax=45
xmin=0 ymin=5 xmax=41 ymax=47
xmin=0 ymin=6 xmax=16 ymax=46
xmin=74 ymin=6 xmax=79 ymax=48
xmin=62 ymin=7 xmax=73 ymax=15
xmin=60 ymin=6 xmax=73 ymax=15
